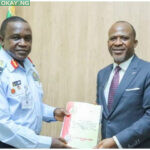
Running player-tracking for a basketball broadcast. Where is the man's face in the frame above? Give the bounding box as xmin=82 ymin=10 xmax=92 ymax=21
xmin=1 ymin=21 xmax=32 ymax=61
xmin=108 ymin=22 xmax=137 ymax=64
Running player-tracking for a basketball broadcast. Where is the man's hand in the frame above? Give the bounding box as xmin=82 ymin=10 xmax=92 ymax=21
xmin=54 ymin=108 xmax=70 ymax=121
xmin=95 ymin=138 xmax=117 ymax=148
xmin=51 ymin=137 xmax=71 ymax=148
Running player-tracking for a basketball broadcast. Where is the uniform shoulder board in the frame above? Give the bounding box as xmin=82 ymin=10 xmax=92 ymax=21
xmin=0 ymin=60 xmax=5 ymax=74
xmin=11 ymin=59 xmax=19 ymax=69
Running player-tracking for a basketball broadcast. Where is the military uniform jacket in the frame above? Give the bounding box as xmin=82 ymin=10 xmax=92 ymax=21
xmin=0 ymin=49 xmax=55 ymax=148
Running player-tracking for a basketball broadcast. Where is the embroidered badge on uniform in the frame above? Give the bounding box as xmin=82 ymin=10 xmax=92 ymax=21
xmin=32 ymin=72 xmax=40 ymax=81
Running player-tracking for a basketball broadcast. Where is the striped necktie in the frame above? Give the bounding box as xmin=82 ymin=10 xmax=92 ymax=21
xmin=108 ymin=66 xmax=121 ymax=112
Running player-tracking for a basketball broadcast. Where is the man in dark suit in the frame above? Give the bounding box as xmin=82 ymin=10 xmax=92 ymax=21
xmin=96 ymin=21 xmax=150 ymax=148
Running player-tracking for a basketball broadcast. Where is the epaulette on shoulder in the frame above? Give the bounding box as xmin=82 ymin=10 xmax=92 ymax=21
xmin=0 ymin=60 xmax=5 ymax=74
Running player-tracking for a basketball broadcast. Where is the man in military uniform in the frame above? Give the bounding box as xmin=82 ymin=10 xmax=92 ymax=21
xmin=0 ymin=16 xmax=70 ymax=148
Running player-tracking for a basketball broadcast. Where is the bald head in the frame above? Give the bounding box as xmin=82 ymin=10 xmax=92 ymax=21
xmin=109 ymin=21 xmax=136 ymax=39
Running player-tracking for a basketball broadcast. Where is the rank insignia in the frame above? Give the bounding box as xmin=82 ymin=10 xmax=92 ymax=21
xmin=32 ymin=72 xmax=40 ymax=81
xmin=12 ymin=80 xmax=21 ymax=87
xmin=11 ymin=59 xmax=19 ymax=69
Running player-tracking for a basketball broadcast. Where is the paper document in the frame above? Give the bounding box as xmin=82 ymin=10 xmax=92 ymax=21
xmin=61 ymin=101 xmax=102 ymax=148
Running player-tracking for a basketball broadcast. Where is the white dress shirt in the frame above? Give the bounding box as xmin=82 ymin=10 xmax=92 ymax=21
xmin=104 ymin=55 xmax=134 ymax=148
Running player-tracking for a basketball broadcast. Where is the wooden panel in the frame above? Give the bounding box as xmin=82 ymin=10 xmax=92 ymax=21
xmin=1 ymin=2 xmax=150 ymax=138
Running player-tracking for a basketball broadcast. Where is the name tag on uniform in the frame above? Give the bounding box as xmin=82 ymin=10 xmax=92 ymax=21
xmin=21 ymin=97 xmax=33 ymax=109
xmin=21 ymin=86 xmax=33 ymax=109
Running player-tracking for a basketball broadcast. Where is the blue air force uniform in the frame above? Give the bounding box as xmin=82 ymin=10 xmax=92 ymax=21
xmin=0 ymin=48 xmax=56 ymax=148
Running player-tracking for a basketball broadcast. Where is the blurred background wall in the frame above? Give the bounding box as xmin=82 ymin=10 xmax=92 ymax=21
xmin=0 ymin=2 xmax=150 ymax=137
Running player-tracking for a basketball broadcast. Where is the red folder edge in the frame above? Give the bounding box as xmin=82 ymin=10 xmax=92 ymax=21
xmin=61 ymin=101 xmax=74 ymax=138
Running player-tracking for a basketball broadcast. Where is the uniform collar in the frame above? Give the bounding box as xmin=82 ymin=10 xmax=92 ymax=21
xmin=24 ymin=57 xmax=34 ymax=72
xmin=0 ymin=48 xmax=34 ymax=72
xmin=113 ymin=55 xmax=134 ymax=72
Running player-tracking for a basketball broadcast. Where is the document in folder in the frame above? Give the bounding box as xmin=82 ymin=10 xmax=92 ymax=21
xmin=60 ymin=101 xmax=102 ymax=148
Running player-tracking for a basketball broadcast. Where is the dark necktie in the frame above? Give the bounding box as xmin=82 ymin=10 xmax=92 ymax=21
xmin=108 ymin=66 xmax=121 ymax=112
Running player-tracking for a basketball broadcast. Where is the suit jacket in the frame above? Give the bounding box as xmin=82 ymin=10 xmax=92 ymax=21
xmin=97 ymin=55 xmax=150 ymax=148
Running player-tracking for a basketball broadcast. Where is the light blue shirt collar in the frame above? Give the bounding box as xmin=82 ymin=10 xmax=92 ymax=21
xmin=0 ymin=48 xmax=33 ymax=72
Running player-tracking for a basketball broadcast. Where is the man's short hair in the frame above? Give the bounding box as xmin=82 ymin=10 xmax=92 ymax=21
xmin=0 ymin=16 xmax=28 ymax=38
xmin=115 ymin=21 xmax=136 ymax=39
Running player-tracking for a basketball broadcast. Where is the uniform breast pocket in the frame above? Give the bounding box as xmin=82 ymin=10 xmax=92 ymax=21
xmin=7 ymin=78 xmax=25 ymax=97
xmin=7 ymin=85 xmax=26 ymax=104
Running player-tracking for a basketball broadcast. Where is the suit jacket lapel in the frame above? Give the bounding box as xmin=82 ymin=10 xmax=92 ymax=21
xmin=108 ymin=56 xmax=140 ymax=116
xmin=101 ymin=64 xmax=113 ymax=117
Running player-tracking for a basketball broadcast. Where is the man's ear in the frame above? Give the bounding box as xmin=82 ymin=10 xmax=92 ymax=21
xmin=134 ymin=39 xmax=138 ymax=48
xmin=0 ymin=35 xmax=4 ymax=47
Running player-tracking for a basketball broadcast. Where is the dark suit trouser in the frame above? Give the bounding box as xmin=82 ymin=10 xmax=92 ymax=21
xmin=0 ymin=141 xmax=15 ymax=148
